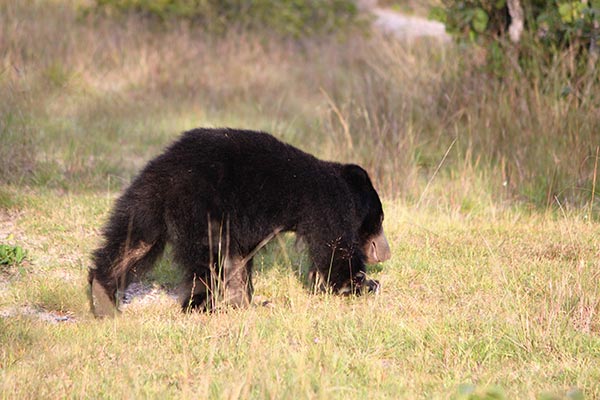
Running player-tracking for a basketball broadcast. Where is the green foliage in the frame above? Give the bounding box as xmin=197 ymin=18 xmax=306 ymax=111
xmin=453 ymin=383 xmax=506 ymax=400
xmin=147 ymin=249 xmax=183 ymax=288
xmin=471 ymin=7 xmax=490 ymax=33
xmin=538 ymin=387 xmax=585 ymax=400
xmin=0 ymin=242 xmax=27 ymax=269
xmin=535 ymin=1 xmax=600 ymax=46
xmin=432 ymin=1 xmax=600 ymax=43
xmin=430 ymin=1 xmax=508 ymax=41
xmin=0 ymin=188 xmax=18 ymax=209
xmin=430 ymin=1 xmax=600 ymax=78
xmin=90 ymin=0 xmax=360 ymax=37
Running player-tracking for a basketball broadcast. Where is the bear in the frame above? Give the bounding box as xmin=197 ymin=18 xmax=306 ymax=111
xmin=89 ymin=128 xmax=391 ymax=316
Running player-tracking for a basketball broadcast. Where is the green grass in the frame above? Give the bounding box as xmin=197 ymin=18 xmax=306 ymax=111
xmin=1 ymin=190 xmax=599 ymax=398
xmin=1 ymin=1 xmax=600 ymax=398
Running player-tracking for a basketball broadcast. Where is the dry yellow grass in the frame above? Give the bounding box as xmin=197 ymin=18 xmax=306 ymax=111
xmin=1 ymin=188 xmax=599 ymax=398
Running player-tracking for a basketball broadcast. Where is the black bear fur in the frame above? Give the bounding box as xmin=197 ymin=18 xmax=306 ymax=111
xmin=89 ymin=128 xmax=390 ymax=315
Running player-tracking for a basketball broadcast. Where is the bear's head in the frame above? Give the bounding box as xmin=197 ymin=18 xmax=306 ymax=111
xmin=342 ymin=164 xmax=391 ymax=264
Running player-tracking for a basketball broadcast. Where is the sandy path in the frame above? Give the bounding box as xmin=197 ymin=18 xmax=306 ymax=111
xmin=371 ymin=7 xmax=450 ymax=41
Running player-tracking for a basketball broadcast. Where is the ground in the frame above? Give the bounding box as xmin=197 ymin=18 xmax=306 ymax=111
xmin=372 ymin=7 xmax=449 ymax=41
xmin=361 ymin=0 xmax=449 ymax=41
xmin=1 ymin=188 xmax=599 ymax=398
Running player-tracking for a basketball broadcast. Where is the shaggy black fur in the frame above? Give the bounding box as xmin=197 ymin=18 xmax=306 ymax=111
xmin=89 ymin=128 xmax=387 ymax=314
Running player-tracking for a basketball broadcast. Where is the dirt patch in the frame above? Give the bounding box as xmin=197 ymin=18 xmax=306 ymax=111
xmin=0 ymin=305 xmax=76 ymax=323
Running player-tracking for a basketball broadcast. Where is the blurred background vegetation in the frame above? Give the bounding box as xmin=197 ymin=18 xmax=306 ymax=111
xmin=1 ymin=0 xmax=599 ymax=213
xmin=431 ymin=1 xmax=599 ymax=80
xmin=90 ymin=0 xmax=362 ymax=36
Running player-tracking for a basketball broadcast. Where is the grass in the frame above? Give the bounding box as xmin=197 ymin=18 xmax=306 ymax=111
xmin=1 ymin=189 xmax=599 ymax=398
xmin=1 ymin=0 xmax=599 ymax=398
xmin=377 ymin=0 xmax=442 ymax=17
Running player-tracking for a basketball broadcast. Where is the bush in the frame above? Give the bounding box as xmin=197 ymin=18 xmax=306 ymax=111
xmin=431 ymin=1 xmax=600 ymax=81
xmin=91 ymin=0 xmax=361 ymax=37
xmin=433 ymin=1 xmax=600 ymax=46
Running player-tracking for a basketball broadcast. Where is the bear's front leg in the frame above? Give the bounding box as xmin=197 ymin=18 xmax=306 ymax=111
xmin=308 ymin=268 xmax=380 ymax=295
xmin=329 ymin=270 xmax=380 ymax=295
xmin=222 ymin=255 xmax=252 ymax=308
xmin=352 ymin=270 xmax=380 ymax=294
xmin=179 ymin=272 xmax=212 ymax=312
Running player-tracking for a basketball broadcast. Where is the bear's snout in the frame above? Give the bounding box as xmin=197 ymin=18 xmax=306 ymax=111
xmin=365 ymin=231 xmax=391 ymax=264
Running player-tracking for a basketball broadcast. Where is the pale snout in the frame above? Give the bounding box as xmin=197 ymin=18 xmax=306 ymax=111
xmin=364 ymin=230 xmax=391 ymax=264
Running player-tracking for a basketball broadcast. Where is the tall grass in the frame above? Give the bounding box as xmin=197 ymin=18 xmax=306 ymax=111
xmin=2 ymin=0 xmax=598 ymax=212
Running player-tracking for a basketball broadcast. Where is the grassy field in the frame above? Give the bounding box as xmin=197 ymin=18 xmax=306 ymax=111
xmin=2 ymin=189 xmax=599 ymax=398
xmin=1 ymin=1 xmax=599 ymax=399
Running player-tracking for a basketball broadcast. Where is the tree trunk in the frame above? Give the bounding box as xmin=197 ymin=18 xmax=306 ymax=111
xmin=507 ymin=0 xmax=524 ymax=43
xmin=588 ymin=19 xmax=599 ymax=74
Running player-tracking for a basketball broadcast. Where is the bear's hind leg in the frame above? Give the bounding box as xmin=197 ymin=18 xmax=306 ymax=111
xmin=90 ymin=238 xmax=166 ymax=317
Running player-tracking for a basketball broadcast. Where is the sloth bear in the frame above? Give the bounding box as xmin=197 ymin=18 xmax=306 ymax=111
xmin=89 ymin=128 xmax=391 ymax=316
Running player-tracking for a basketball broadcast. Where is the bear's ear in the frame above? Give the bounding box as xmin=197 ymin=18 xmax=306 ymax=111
xmin=341 ymin=164 xmax=372 ymax=190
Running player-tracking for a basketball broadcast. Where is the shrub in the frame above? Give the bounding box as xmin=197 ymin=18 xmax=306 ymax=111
xmin=0 ymin=243 xmax=27 ymax=271
xmin=90 ymin=0 xmax=361 ymax=37
xmin=431 ymin=1 xmax=600 ymax=81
